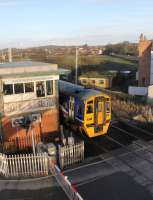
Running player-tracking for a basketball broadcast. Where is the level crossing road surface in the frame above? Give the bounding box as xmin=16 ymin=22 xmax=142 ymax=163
xmin=0 ymin=176 xmax=68 ymax=200
xmin=65 ymin=142 xmax=153 ymax=200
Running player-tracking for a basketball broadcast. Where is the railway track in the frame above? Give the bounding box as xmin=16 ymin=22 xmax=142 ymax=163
xmin=65 ymin=121 xmax=153 ymax=193
xmin=83 ymin=120 xmax=153 ymax=183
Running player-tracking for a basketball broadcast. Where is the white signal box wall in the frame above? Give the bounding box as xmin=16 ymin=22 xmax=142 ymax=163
xmin=128 ymin=86 xmax=148 ymax=96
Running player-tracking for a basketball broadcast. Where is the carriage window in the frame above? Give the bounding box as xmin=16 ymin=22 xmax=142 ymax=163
xmin=87 ymin=105 xmax=93 ymax=114
xmin=82 ymin=79 xmax=87 ymax=84
xmin=25 ymin=82 xmax=34 ymax=93
xmin=36 ymin=81 xmax=45 ymax=97
xmin=46 ymin=80 xmax=53 ymax=96
xmin=3 ymin=84 xmax=13 ymax=95
xmin=99 ymin=80 xmax=104 ymax=84
xmin=14 ymin=83 xmax=24 ymax=94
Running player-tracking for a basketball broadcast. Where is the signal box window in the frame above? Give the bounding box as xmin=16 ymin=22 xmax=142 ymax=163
xmin=46 ymin=80 xmax=53 ymax=96
xmin=3 ymin=84 xmax=13 ymax=95
xmin=14 ymin=83 xmax=24 ymax=94
xmin=25 ymin=82 xmax=34 ymax=93
xmin=36 ymin=81 xmax=45 ymax=97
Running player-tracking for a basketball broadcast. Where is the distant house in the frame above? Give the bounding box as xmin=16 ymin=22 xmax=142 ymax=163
xmin=0 ymin=61 xmax=59 ymax=152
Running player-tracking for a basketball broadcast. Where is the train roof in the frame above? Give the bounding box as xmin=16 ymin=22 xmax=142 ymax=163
xmin=59 ymin=80 xmax=108 ymax=101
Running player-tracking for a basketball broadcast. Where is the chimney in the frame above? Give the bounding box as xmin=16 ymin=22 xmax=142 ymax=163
xmin=8 ymin=48 xmax=12 ymax=63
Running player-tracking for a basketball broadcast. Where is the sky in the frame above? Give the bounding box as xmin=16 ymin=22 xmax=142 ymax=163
xmin=0 ymin=0 xmax=153 ymax=48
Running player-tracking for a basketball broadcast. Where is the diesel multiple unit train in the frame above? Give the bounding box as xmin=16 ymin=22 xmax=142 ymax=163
xmin=59 ymin=80 xmax=111 ymax=138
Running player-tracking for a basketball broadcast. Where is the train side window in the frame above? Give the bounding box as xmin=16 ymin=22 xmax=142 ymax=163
xmin=63 ymin=101 xmax=68 ymax=110
xmin=3 ymin=84 xmax=13 ymax=95
xmin=77 ymin=105 xmax=82 ymax=115
xmin=87 ymin=105 xmax=93 ymax=114
xmin=14 ymin=83 xmax=24 ymax=94
xmin=46 ymin=80 xmax=53 ymax=96
xmin=36 ymin=81 xmax=45 ymax=97
xmin=25 ymin=82 xmax=34 ymax=93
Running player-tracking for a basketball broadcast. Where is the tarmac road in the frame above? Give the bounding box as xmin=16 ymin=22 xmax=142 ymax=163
xmin=0 ymin=187 xmax=68 ymax=200
xmin=77 ymin=172 xmax=153 ymax=200
xmin=0 ymin=176 xmax=68 ymax=200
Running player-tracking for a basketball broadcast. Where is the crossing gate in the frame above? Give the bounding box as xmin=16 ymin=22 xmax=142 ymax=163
xmin=0 ymin=153 xmax=48 ymax=177
xmin=50 ymin=160 xmax=84 ymax=200
xmin=58 ymin=141 xmax=84 ymax=169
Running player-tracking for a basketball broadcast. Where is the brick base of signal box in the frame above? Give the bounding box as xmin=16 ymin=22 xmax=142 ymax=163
xmin=1 ymin=110 xmax=59 ymax=153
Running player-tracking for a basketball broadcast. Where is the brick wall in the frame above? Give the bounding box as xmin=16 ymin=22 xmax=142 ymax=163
xmin=2 ymin=109 xmax=59 ymax=151
xmin=138 ymin=39 xmax=152 ymax=86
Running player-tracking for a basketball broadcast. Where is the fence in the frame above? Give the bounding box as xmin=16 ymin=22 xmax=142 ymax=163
xmin=3 ymin=133 xmax=41 ymax=153
xmin=0 ymin=152 xmax=84 ymax=199
xmin=0 ymin=153 xmax=48 ymax=177
xmin=0 ymin=153 xmax=7 ymax=176
xmin=58 ymin=141 xmax=84 ymax=169
xmin=50 ymin=160 xmax=83 ymax=200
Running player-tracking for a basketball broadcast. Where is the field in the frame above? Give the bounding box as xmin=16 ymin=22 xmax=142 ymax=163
xmin=45 ymin=54 xmax=138 ymax=76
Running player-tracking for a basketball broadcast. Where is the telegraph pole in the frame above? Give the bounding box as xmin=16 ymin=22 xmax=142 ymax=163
xmin=75 ymin=47 xmax=78 ymax=85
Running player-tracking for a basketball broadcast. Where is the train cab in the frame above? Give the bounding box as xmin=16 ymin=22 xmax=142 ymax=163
xmin=84 ymin=94 xmax=111 ymax=137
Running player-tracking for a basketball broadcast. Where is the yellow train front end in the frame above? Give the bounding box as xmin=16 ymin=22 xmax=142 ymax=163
xmin=83 ymin=94 xmax=111 ymax=138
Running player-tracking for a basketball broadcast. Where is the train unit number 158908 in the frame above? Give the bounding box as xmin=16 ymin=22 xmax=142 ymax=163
xmin=59 ymin=80 xmax=111 ymax=138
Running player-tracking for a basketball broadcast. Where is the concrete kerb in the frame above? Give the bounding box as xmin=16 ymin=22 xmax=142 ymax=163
xmin=0 ymin=175 xmax=59 ymax=191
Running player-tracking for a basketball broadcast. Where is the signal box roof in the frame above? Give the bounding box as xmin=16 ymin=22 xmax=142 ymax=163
xmin=0 ymin=61 xmax=59 ymax=78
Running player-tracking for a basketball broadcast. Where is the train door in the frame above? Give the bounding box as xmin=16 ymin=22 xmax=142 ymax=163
xmin=85 ymin=100 xmax=94 ymax=125
xmin=94 ymin=97 xmax=104 ymax=131
xmin=69 ymin=96 xmax=75 ymax=120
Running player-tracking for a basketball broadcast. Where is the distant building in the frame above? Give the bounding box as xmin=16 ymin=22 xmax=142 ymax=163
xmin=0 ymin=61 xmax=59 ymax=152
xmin=128 ymin=34 xmax=153 ymax=101
xmin=150 ymin=51 xmax=153 ymax=85
xmin=138 ymin=34 xmax=152 ymax=86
